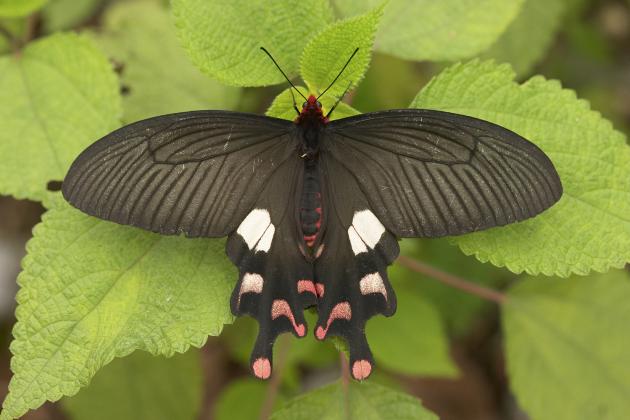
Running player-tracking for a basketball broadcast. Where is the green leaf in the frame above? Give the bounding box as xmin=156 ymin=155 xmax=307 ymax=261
xmin=95 ymin=0 xmax=239 ymax=124
xmin=0 ymin=33 xmax=121 ymax=201
xmin=333 ymin=0 xmax=524 ymax=61
xmin=266 ymin=86 xmax=360 ymax=121
xmin=271 ymin=380 xmax=438 ymax=419
xmin=0 ymin=0 xmax=48 ymax=17
xmin=0 ymin=17 xmax=24 ymax=53
xmin=411 ymin=60 xmax=630 ymax=276
xmin=300 ymin=4 xmax=383 ymax=98
xmin=1 ymin=193 xmax=234 ymax=419
xmin=62 ymin=350 xmax=203 ymax=420
xmin=351 ymin=53 xmax=425 ymax=113
xmin=41 ymin=0 xmax=103 ymax=33
xmin=367 ymin=283 xmax=457 ymax=377
xmin=393 ymin=239 xmax=509 ymax=335
xmin=172 ymin=0 xmax=333 ymax=86
xmin=503 ymin=270 xmax=630 ymax=420
xmin=482 ymin=0 xmax=567 ymax=76
xmin=215 ymin=378 xmax=284 ymax=420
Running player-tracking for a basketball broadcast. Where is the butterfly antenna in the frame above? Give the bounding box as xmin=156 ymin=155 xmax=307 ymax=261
xmin=316 ymin=47 xmax=359 ymax=101
xmin=326 ymin=81 xmax=353 ymax=119
xmin=287 ymin=88 xmax=300 ymax=115
xmin=260 ymin=46 xmax=308 ymax=107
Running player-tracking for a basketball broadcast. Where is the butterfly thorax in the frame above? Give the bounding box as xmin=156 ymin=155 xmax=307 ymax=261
xmin=295 ymin=95 xmax=328 ymax=157
xmin=294 ymin=95 xmax=326 ymax=256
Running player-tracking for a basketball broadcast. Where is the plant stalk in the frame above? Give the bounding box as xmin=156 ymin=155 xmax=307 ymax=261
xmin=396 ymin=255 xmax=507 ymax=304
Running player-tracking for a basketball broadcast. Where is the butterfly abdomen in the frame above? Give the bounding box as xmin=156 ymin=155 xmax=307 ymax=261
xmin=300 ymin=159 xmax=323 ymax=249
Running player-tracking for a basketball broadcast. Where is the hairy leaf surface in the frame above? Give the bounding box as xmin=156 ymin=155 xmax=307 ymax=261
xmin=412 ymin=60 xmax=630 ymax=276
xmin=271 ymin=380 xmax=438 ymax=419
xmin=96 ymin=0 xmax=239 ymax=123
xmin=172 ymin=0 xmax=333 ymax=86
xmin=300 ymin=5 xmax=382 ymax=98
xmin=1 ymin=194 xmax=234 ymax=419
xmin=0 ymin=33 xmax=121 ymax=201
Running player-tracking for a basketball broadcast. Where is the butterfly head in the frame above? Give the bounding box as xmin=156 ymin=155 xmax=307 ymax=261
xmin=301 ymin=95 xmax=323 ymax=114
xmin=296 ymin=94 xmax=327 ymax=125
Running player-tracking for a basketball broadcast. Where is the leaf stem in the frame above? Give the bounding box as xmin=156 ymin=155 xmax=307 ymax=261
xmin=396 ymin=255 xmax=508 ymax=305
xmin=24 ymin=13 xmax=40 ymax=44
xmin=340 ymin=350 xmax=350 ymax=386
xmin=0 ymin=24 xmax=18 ymax=53
xmin=0 ymin=24 xmax=12 ymax=41
xmin=339 ymin=352 xmax=351 ymax=419
xmin=259 ymin=334 xmax=291 ymax=420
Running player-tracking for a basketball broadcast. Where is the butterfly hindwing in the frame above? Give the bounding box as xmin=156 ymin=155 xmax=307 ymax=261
xmin=226 ymin=155 xmax=316 ymax=379
xmin=315 ymin=156 xmax=400 ymax=380
xmin=62 ymin=111 xmax=297 ymax=237
xmin=323 ymin=109 xmax=563 ymax=237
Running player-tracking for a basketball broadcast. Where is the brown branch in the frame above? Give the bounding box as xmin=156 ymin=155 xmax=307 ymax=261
xmin=259 ymin=334 xmax=291 ymax=420
xmin=24 ymin=13 xmax=40 ymax=44
xmin=0 ymin=25 xmax=12 ymax=42
xmin=396 ymin=255 xmax=507 ymax=305
xmin=339 ymin=352 xmax=351 ymax=419
xmin=339 ymin=351 xmax=350 ymax=387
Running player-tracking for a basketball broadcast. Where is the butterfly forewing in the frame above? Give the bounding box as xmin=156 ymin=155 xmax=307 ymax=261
xmin=322 ymin=109 xmax=563 ymax=238
xmin=62 ymin=111 xmax=297 ymax=237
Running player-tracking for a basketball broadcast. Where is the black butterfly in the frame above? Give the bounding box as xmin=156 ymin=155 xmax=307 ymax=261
xmin=62 ymin=48 xmax=562 ymax=381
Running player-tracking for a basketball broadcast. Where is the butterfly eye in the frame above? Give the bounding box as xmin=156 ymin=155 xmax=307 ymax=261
xmin=316 ymin=101 xmax=322 ymax=108
xmin=302 ymin=102 xmax=307 ymax=108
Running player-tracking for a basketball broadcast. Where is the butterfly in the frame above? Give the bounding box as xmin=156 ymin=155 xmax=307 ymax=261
xmin=62 ymin=48 xmax=562 ymax=381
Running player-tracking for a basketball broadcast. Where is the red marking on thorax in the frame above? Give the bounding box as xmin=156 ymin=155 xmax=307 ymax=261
xmin=295 ymin=95 xmax=329 ymax=125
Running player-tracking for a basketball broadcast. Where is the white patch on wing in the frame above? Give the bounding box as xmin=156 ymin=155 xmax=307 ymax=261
xmin=315 ymin=244 xmax=325 ymax=259
xmin=236 ymin=208 xmax=271 ymax=250
xmin=238 ymin=273 xmax=264 ymax=306
xmin=255 ymin=224 xmax=275 ymax=252
xmin=347 ymin=226 xmax=368 ymax=255
xmin=352 ymin=210 xmax=385 ymax=249
xmin=359 ymin=272 xmax=387 ymax=300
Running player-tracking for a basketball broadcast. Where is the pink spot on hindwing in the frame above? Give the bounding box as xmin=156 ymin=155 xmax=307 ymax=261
xmin=297 ymin=280 xmax=316 ymax=296
xmin=352 ymin=360 xmax=372 ymax=380
xmin=315 ymin=283 xmax=325 ymax=298
xmin=315 ymin=302 xmax=351 ymax=340
xmin=271 ymin=299 xmax=305 ymax=336
xmin=252 ymin=357 xmax=271 ymax=379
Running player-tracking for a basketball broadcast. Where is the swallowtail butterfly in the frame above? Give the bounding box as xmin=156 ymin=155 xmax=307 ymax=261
xmin=62 ymin=48 xmax=562 ymax=381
